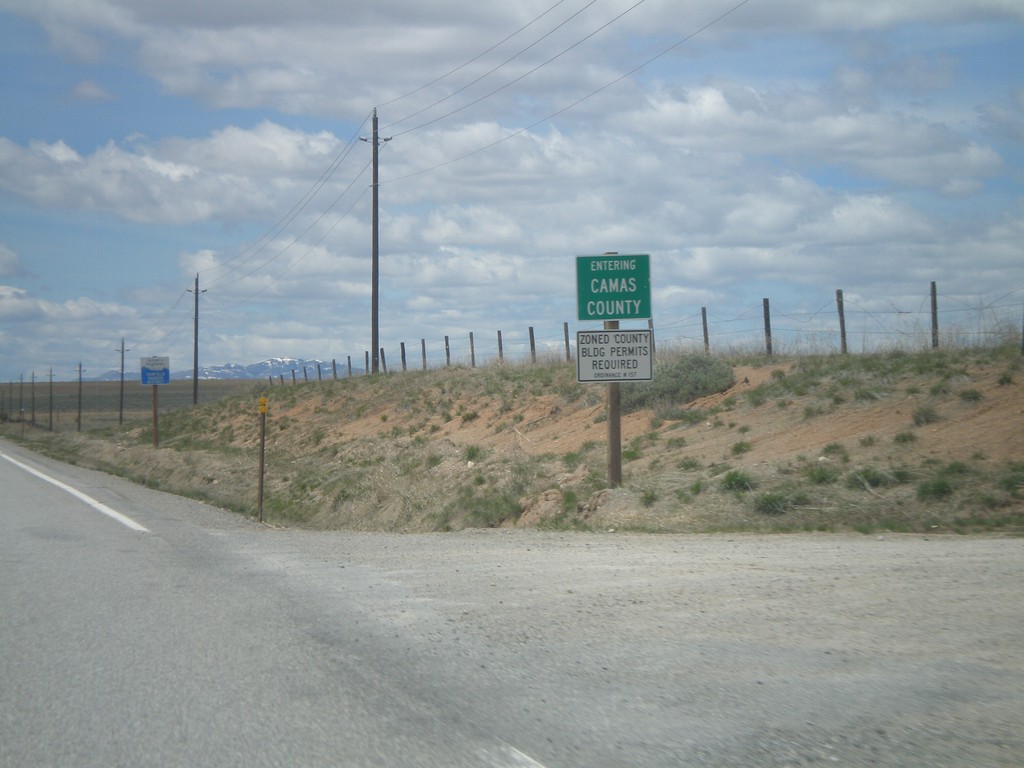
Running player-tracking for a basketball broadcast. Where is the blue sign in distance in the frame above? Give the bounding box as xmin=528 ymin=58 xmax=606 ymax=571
xmin=140 ymin=356 xmax=171 ymax=385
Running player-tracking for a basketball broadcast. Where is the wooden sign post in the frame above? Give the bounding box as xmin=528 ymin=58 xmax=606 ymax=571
xmin=140 ymin=356 xmax=170 ymax=449
xmin=576 ymin=254 xmax=652 ymax=488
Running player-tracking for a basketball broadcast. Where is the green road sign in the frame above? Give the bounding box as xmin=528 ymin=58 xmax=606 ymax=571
xmin=576 ymin=254 xmax=651 ymax=321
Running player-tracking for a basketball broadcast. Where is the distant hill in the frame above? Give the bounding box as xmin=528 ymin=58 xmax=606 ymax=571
xmin=92 ymin=358 xmax=358 ymax=382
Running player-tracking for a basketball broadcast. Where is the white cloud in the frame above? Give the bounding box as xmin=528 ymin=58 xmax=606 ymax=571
xmin=0 ymin=125 xmax=355 ymax=225
xmin=807 ymin=195 xmax=934 ymax=244
xmin=0 ymin=285 xmax=41 ymax=321
xmin=72 ymin=79 xmax=115 ymax=101
xmin=0 ymin=244 xmax=24 ymax=277
xmin=422 ymin=206 xmax=524 ymax=246
xmin=0 ymin=0 xmax=1020 ymax=377
xmin=0 ymin=285 xmax=134 ymax=328
xmin=7 ymin=0 xmax=1016 ymax=117
xmin=980 ymin=89 xmax=1024 ymax=143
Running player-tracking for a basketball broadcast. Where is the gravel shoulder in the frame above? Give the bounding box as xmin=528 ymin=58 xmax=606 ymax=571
xmin=237 ymin=527 xmax=1024 ymax=767
xmin=4 ymin=437 xmax=1021 ymax=765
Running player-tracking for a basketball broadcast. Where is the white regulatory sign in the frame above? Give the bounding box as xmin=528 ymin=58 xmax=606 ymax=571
xmin=576 ymin=329 xmax=653 ymax=383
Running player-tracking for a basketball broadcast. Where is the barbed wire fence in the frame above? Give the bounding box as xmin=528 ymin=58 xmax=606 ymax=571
xmin=337 ymin=282 xmax=1024 ymax=375
xmin=3 ymin=282 xmax=1022 ymax=429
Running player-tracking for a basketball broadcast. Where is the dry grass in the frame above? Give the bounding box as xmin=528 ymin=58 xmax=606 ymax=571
xmin=4 ymin=345 xmax=1023 ymax=535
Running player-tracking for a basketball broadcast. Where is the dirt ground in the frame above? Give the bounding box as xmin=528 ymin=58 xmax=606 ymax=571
xmin=238 ymin=524 xmax=1024 ymax=766
xmin=316 ymin=361 xmax=1021 ymax=465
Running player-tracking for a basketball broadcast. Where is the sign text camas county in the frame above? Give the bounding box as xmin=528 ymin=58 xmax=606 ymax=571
xmin=576 ymin=254 xmax=651 ymax=321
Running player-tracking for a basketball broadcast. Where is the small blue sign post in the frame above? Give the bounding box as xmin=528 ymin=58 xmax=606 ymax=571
xmin=140 ymin=356 xmax=170 ymax=447
xmin=140 ymin=356 xmax=171 ymax=385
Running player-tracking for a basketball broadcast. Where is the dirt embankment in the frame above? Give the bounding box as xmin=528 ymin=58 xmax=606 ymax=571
xmin=5 ymin=350 xmax=1023 ymax=534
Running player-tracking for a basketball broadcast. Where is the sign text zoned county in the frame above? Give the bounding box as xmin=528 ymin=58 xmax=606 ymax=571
xmin=577 ymin=329 xmax=653 ymax=383
xmin=576 ymin=254 xmax=651 ymax=322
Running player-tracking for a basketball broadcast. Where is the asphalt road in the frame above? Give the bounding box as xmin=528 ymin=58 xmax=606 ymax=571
xmin=1 ymin=437 xmax=1022 ymax=767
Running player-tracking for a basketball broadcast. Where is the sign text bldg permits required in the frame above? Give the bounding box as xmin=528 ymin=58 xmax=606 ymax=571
xmin=577 ymin=329 xmax=653 ymax=383
xmin=576 ymin=253 xmax=651 ymax=321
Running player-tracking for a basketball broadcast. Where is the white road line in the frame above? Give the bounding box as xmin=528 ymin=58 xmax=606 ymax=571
xmin=0 ymin=452 xmax=150 ymax=533
xmin=480 ymin=743 xmax=549 ymax=768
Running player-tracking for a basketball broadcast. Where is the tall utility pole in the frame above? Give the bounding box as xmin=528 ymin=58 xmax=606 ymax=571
xmin=361 ymin=108 xmax=390 ymax=374
xmin=77 ymin=362 xmax=83 ymax=432
xmin=117 ymin=337 xmax=130 ymax=424
xmin=188 ymin=274 xmax=206 ymax=404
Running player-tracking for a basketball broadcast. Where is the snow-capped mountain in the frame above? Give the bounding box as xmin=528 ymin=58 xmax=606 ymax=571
xmin=93 ymin=358 xmax=359 ymax=381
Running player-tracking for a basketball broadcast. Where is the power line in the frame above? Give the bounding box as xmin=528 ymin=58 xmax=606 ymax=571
xmin=388 ymin=0 xmax=649 ymax=139
xmin=204 ymin=112 xmax=373 ymax=290
xmin=204 ymin=172 xmax=374 ymax=314
xmin=172 ymin=0 xmax=662 ymax=299
xmin=125 ymin=119 xmax=371 ymax=349
xmin=128 ymin=0 xmax=753 ymax=346
xmin=383 ymin=0 xmax=603 ymax=133
xmin=134 ymin=289 xmax=189 ymax=349
xmin=387 ymin=0 xmax=753 ymax=180
xmin=97 ymin=9 xmax=581 ymax=341
xmin=379 ymin=0 xmax=571 ymax=109
xmin=205 ymin=155 xmax=373 ymax=296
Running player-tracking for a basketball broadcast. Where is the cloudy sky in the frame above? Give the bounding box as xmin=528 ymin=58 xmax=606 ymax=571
xmin=1 ymin=0 xmax=1022 ymax=381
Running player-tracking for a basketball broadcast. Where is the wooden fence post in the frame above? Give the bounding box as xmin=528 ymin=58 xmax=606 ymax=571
xmin=364 ymin=351 xmax=369 ymax=374
xmin=648 ymin=318 xmax=656 ymax=358
xmin=444 ymin=336 xmax=451 ymax=367
xmin=380 ymin=348 xmax=387 ymax=373
xmin=347 ymin=356 xmax=352 ymax=378
xmin=931 ymin=281 xmax=939 ymax=348
xmin=529 ymin=326 xmax=536 ymax=364
xmin=763 ymin=298 xmax=773 ymax=357
xmin=316 ymin=363 xmax=322 ymax=381
xmin=701 ymin=307 xmax=710 ymax=354
xmin=563 ymin=322 xmax=571 ymax=361
xmin=332 ymin=359 xmax=338 ymax=380
xmin=421 ymin=339 xmax=427 ymax=370
xmin=497 ymin=330 xmax=504 ymax=363
xmin=400 ymin=342 xmax=407 ymax=371
xmin=470 ymin=332 xmax=476 ymax=368
xmin=836 ymin=289 xmax=848 ymax=354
